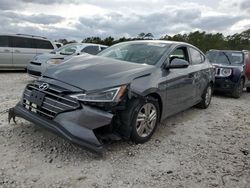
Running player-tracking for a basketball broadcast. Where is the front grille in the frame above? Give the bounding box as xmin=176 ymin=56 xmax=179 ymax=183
xmin=22 ymin=82 xmax=80 ymax=119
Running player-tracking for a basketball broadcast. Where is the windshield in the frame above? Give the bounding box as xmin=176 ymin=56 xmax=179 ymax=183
xmin=206 ymin=51 xmax=243 ymax=65
xmin=98 ymin=42 xmax=170 ymax=65
xmin=52 ymin=44 xmax=79 ymax=55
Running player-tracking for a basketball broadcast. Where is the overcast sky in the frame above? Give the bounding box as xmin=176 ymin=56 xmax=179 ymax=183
xmin=0 ymin=0 xmax=249 ymax=41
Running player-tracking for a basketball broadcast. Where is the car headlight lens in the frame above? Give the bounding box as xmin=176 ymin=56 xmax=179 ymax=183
xmin=220 ymin=68 xmax=232 ymax=77
xmin=70 ymin=85 xmax=127 ymax=102
xmin=47 ymin=58 xmax=63 ymax=65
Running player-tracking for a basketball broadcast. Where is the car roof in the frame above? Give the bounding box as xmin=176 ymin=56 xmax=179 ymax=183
xmin=81 ymin=43 xmax=108 ymax=47
xmin=208 ymin=49 xmax=244 ymax=53
xmin=0 ymin=34 xmax=50 ymax=41
xmin=115 ymin=40 xmax=204 ymax=54
xmin=63 ymin=43 xmax=108 ymax=47
xmin=116 ymin=40 xmax=197 ymax=48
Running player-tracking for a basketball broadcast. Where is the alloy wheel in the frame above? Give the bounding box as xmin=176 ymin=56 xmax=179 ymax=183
xmin=205 ymin=86 xmax=212 ymax=106
xmin=136 ymin=103 xmax=157 ymax=138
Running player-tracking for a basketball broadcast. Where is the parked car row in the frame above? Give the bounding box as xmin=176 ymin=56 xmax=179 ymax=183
xmin=0 ymin=34 xmax=107 ymax=74
xmin=4 ymin=35 xmax=250 ymax=153
xmin=206 ymin=49 xmax=250 ymax=98
xmin=0 ymin=34 xmax=57 ymax=69
xmin=27 ymin=43 xmax=108 ymax=77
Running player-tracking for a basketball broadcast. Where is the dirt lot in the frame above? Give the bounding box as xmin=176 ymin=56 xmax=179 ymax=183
xmin=0 ymin=72 xmax=249 ymax=188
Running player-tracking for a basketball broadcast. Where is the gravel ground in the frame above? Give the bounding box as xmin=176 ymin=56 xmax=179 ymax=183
xmin=0 ymin=72 xmax=249 ymax=188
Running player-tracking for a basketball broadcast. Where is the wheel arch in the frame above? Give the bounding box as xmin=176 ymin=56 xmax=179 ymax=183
xmin=146 ymin=92 xmax=163 ymax=121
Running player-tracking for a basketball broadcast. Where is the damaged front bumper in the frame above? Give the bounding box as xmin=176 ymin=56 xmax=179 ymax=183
xmin=9 ymin=102 xmax=114 ymax=154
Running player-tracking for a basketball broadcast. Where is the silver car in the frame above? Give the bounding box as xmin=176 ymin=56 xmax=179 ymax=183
xmin=0 ymin=34 xmax=57 ymax=70
xmin=27 ymin=43 xmax=108 ymax=77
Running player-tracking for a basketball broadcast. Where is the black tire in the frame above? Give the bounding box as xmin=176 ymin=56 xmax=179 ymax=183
xmin=231 ymin=78 xmax=244 ymax=98
xmin=197 ymin=83 xmax=213 ymax=109
xmin=120 ymin=97 xmax=160 ymax=144
xmin=247 ymin=87 xmax=250 ymax=93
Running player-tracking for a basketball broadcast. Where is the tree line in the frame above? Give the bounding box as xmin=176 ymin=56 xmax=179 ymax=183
xmin=56 ymin=29 xmax=250 ymax=52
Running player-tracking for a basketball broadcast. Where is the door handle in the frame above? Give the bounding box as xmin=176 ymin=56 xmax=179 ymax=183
xmin=14 ymin=50 xmax=21 ymax=53
xmin=4 ymin=49 xmax=10 ymax=52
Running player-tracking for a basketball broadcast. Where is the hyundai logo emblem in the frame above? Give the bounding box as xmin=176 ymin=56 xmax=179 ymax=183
xmin=39 ymin=83 xmax=49 ymax=91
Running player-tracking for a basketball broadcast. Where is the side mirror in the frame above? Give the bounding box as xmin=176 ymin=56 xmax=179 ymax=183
xmin=167 ymin=58 xmax=189 ymax=69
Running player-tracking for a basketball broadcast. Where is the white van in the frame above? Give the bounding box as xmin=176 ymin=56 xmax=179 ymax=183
xmin=0 ymin=34 xmax=57 ymax=69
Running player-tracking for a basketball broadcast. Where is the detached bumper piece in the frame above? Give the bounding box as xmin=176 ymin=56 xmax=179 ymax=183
xmin=9 ymin=82 xmax=114 ymax=154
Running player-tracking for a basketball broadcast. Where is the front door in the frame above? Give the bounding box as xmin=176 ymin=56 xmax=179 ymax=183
xmin=164 ymin=46 xmax=196 ymax=117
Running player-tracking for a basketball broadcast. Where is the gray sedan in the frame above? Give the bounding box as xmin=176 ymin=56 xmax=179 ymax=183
xmin=27 ymin=43 xmax=107 ymax=77
xmin=10 ymin=40 xmax=215 ymax=153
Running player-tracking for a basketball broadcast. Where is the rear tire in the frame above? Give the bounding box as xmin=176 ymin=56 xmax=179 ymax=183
xmin=232 ymin=78 xmax=244 ymax=98
xmin=197 ymin=84 xmax=213 ymax=109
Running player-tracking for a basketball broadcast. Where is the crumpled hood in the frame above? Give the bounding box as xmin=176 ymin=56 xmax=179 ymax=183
xmin=43 ymin=55 xmax=156 ymax=91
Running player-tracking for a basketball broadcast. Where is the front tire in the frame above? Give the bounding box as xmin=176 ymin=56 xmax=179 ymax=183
xmin=121 ymin=97 xmax=160 ymax=144
xmin=197 ymin=84 xmax=213 ymax=109
xmin=232 ymin=78 xmax=244 ymax=98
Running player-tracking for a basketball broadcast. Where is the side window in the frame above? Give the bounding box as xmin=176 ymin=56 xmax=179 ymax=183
xmin=56 ymin=43 xmax=62 ymax=48
xmin=169 ymin=47 xmax=189 ymax=63
xmin=82 ymin=46 xmax=100 ymax=55
xmin=100 ymin=46 xmax=107 ymax=51
xmin=35 ymin=39 xmax=54 ymax=49
xmin=189 ymin=48 xmax=204 ymax=65
xmin=0 ymin=36 xmax=10 ymax=47
xmin=12 ymin=37 xmax=35 ymax=48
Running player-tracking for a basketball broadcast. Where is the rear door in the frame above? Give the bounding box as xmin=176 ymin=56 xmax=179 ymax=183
xmin=35 ymin=39 xmax=55 ymax=55
xmin=12 ymin=36 xmax=36 ymax=68
xmin=0 ymin=36 xmax=13 ymax=68
xmin=188 ymin=47 xmax=208 ymax=102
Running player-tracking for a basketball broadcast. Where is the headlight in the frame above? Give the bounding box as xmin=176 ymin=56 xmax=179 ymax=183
xmin=47 ymin=58 xmax=63 ymax=65
xmin=70 ymin=85 xmax=127 ymax=102
xmin=220 ymin=68 xmax=232 ymax=77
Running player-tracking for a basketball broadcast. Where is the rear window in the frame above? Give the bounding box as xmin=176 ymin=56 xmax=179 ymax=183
xmin=0 ymin=36 xmax=10 ymax=47
xmin=35 ymin=39 xmax=54 ymax=49
xmin=207 ymin=51 xmax=243 ymax=65
xmin=12 ymin=36 xmax=35 ymax=48
xmin=82 ymin=46 xmax=100 ymax=55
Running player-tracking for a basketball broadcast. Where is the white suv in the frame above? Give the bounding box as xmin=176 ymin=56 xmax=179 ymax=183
xmin=0 ymin=34 xmax=57 ymax=70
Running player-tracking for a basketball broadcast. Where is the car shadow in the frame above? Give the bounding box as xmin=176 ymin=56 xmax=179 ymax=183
xmin=0 ymin=70 xmax=27 ymax=74
xmin=213 ymin=90 xmax=248 ymax=99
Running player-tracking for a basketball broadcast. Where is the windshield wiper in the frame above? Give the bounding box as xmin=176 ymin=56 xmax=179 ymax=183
xmin=60 ymin=52 xmax=73 ymax=55
xmin=222 ymin=52 xmax=232 ymax=65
